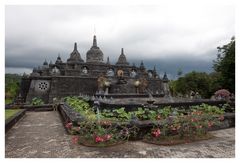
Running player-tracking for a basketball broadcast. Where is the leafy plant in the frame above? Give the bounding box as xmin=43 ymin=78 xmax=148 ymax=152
xmin=157 ymin=106 xmax=172 ymax=118
xmin=65 ymin=96 xmax=96 ymax=121
xmin=31 ymin=97 xmax=44 ymax=105
xmin=113 ymin=107 xmax=131 ymax=121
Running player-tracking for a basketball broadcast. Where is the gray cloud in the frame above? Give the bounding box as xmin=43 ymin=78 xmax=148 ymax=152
xmin=5 ymin=5 xmax=235 ymax=77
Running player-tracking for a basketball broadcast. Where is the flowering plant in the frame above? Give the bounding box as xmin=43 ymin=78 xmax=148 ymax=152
xmin=69 ymin=120 xmax=134 ymax=146
xmin=214 ymin=89 xmax=230 ymax=100
xmin=151 ymin=128 xmax=161 ymax=137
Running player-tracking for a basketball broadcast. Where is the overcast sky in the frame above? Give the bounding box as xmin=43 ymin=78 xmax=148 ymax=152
xmin=5 ymin=5 xmax=234 ymax=78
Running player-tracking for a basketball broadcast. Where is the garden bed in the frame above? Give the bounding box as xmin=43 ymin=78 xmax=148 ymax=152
xmin=5 ymin=109 xmax=26 ymax=133
xmin=58 ymin=96 xmax=235 ymax=147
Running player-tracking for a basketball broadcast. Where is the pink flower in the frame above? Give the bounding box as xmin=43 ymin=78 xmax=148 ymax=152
xmin=218 ymin=115 xmax=224 ymax=121
xmin=208 ymin=122 xmax=213 ymax=128
xmin=65 ymin=122 xmax=72 ymax=129
xmin=151 ymin=128 xmax=161 ymax=137
xmin=72 ymin=136 xmax=79 ymax=144
xmin=103 ymin=134 xmax=112 ymax=141
xmin=214 ymin=89 xmax=230 ymax=99
xmin=95 ymin=136 xmax=104 ymax=143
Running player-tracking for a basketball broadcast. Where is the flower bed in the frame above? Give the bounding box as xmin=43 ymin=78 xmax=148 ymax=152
xmin=65 ymin=120 xmax=138 ymax=147
xmin=60 ymin=96 xmax=231 ymax=147
xmin=142 ymin=110 xmax=224 ymax=145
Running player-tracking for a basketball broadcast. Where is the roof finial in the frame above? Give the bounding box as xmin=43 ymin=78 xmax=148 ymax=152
xmin=93 ymin=35 xmax=97 ymax=47
xmin=121 ymin=48 xmax=124 ymax=55
xmin=107 ymin=56 xmax=110 ymax=64
xmin=153 ymin=65 xmax=156 ymax=72
xmin=74 ymin=42 xmax=77 ymax=50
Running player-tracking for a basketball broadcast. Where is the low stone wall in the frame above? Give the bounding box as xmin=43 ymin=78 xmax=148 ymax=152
xmin=98 ymin=100 xmax=228 ymax=112
xmin=20 ymin=104 xmax=53 ymax=111
xmin=58 ymin=103 xmax=85 ymax=133
xmin=5 ymin=109 xmax=26 ymax=133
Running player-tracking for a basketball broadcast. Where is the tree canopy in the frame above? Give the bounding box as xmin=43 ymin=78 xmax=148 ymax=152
xmin=170 ymin=37 xmax=235 ymax=98
xmin=213 ymin=36 xmax=235 ymax=93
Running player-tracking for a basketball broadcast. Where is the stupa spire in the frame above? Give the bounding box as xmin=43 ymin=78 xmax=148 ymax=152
xmin=74 ymin=42 xmax=77 ymax=50
xmin=93 ymin=35 xmax=97 ymax=47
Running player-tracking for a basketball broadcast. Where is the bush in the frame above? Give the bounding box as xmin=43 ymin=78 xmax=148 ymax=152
xmin=31 ymin=97 xmax=44 ymax=105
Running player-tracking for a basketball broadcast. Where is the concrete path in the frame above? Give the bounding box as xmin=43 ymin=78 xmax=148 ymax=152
xmin=5 ymin=111 xmax=235 ymax=158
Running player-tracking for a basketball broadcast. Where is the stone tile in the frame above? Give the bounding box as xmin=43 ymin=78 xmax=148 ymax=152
xmin=5 ymin=111 xmax=235 ymax=158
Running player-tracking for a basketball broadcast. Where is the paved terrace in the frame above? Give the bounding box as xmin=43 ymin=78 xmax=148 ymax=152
xmin=5 ymin=111 xmax=235 ymax=158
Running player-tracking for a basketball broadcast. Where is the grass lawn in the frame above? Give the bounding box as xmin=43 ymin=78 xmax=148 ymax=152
xmin=5 ymin=98 xmax=13 ymax=105
xmin=5 ymin=109 xmax=21 ymax=120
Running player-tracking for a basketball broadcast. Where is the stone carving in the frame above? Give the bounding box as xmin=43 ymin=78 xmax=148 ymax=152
xmin=117 ymin=69 xmax=124 ymax=77
xmin=130 ymin=70 xmax=137 ymax=78
xmin=107 ymin=68 xmax=114 ymax=77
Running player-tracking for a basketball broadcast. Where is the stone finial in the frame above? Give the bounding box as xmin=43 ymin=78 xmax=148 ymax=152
xmin=93 ymin=35 xmax=97 ymax=47
xmin=107 ymin=56 xmax=110 ymax=64
xmin=153 ymin=65 xmax=156 ymax=72
xmin=140 ymin=60 xmax=145 ymax=69
xmin=163 ymin=72 xmax=169 ymax=82
xmin=43 ymin=59 xmax=48 ymax=65
xmin=74 ymin=42 xmax=77 ymax=50
xmin=121 ymin=48 xmax=124 ymax=55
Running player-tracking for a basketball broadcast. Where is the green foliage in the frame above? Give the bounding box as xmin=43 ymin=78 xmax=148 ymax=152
xmin=197 ymin=103 xmax=225 ymax=115
xmin=5 ymin=74 xmax=21 ymax=104
xmin=31 ymin=97 xmax=44 ymax=105
xmin=133 ymin=107 xmax=147 ymax=120
xmin=213 ymin=36 xmax=235 ymax=93
xmin=113 ymin=107 xmax=131 ymax=121
xmin=65 ymin=96 xmax=96 ymax=121
xmin=157 ymin=106 xmax=172 ymax=118
xmin=173 ymin=71 xmax=211 ymax=98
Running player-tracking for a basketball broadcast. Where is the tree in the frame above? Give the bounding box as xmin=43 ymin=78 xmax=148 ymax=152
xmin=173 ymin=71 xmax=211 ymax=98
xmin=213 ymin=37 xmax=235 ymax=93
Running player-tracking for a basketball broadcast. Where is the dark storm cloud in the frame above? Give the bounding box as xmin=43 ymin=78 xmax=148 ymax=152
xmin=5 ymin=5 xmax=234 ymax=75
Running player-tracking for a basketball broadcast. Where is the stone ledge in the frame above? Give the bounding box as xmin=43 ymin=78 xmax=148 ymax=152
xmin=5 ymin=109 xmax=26 ymax=133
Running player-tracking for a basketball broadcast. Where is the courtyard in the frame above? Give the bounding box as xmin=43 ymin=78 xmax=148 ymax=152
xmin=5 ymin=111 xmax=235 ymax=158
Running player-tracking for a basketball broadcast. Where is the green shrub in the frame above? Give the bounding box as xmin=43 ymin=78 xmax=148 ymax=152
xmin=31 ymin=97 xmax=44 ymax=105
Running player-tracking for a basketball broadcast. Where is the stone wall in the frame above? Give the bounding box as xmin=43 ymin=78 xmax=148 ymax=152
xmin=24 ymin=76 xmax=165 ymax=103
xmin=26 ymin=77 xmax=52 ymax=103
xmin=48 ymin=76 xmax=98 ymax=103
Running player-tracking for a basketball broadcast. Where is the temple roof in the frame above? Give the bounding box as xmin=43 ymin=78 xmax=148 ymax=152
xmin=116 ymin=48 xmax=129 ymax=66
xmin=56 ymin=54 xmax=63 ymax=64
xmin=43 ymin=59 xmax=48 ymax=65
xmin=140 ymin=60 xmax=145 ymax=70
xmin=86 ymin=35 xmax=104 ymax=63
xmin=162 ymin=72 xmax=169 ymax=82
xmin=67 ymin=42 xmax=84 ymax=63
